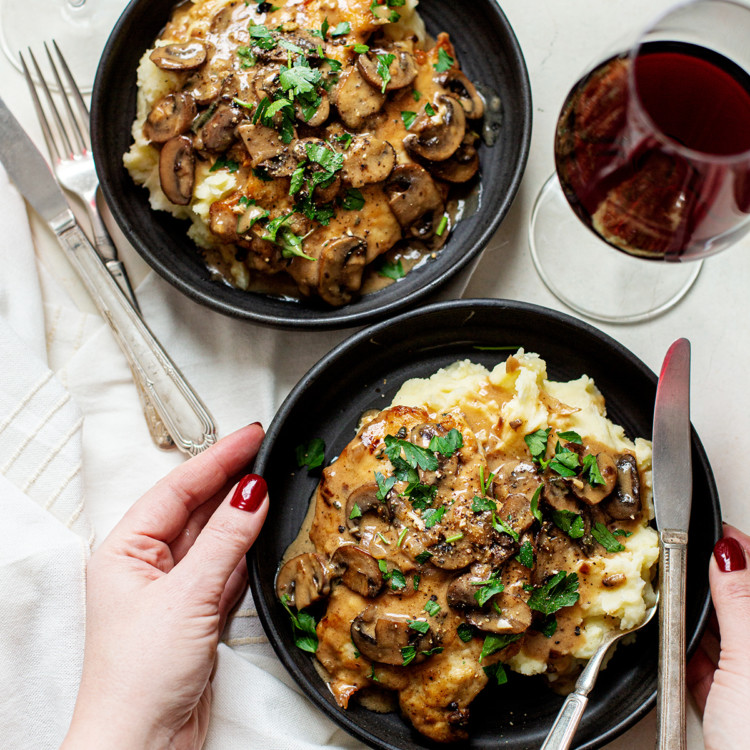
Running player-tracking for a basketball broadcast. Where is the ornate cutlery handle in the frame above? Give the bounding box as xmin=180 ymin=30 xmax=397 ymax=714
xmin=55 ymin=212 xmax=217 ymax=456
xmin=656 ymin=531 xmax=688 ymax=750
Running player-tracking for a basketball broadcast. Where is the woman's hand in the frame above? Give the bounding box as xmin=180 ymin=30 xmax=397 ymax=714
xmin=61 ymin=423 xmax=268 ymax=750
xmin=688 ymin=524 xmax=750 ymax=749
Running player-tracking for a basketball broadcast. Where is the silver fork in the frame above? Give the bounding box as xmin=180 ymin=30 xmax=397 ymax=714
xmin=21 ymin=42 xmax=175 ymax=450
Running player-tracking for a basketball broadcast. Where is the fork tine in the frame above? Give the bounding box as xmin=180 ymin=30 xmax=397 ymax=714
xmin=26 ymin=47 xmax=76 ymax=158
xmin=43 ymin=42 xmax=88 ymax=154
xmin=51 ymin=40 xmax=91 ymax=150
xmin=19 ymin=51 xmax=62 ymax=163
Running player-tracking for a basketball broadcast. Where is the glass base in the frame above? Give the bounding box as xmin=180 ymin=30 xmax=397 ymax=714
xmin=0 ymin=0 xmax=126 ymax=93
xmin=529 ymin=175 xmax=703 ymax=324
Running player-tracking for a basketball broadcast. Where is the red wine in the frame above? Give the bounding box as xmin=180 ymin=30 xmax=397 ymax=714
xmin=555 ymin=41 xmax=750 ymax=259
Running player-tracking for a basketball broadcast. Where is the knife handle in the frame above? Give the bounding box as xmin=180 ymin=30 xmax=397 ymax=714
xmin=56 ymin=215 xmax=217 ymax=456
xmin=656 ymin=530 xmax=688 ymax=750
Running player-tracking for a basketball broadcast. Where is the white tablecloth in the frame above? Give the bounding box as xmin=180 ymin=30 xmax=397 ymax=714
xmin=3 ymin=0 xmax=749 ymax=748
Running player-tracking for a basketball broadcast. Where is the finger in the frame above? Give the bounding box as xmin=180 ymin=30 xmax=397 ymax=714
xmin=687 ymin=642 xmax=715 ymax=714
xmin=113 ymin=424 xmax=264 ymax=547
xmin=173 ymin=474 xmax=268 ymax=605
xmin=218 ymin=559 xmax=249 ymax=634
xmin=169 ymin=492 xmax=225 ymax=564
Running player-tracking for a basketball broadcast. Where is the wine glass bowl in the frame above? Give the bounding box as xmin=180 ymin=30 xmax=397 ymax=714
xmin=530 ymin=0 xmax=750 ymax=322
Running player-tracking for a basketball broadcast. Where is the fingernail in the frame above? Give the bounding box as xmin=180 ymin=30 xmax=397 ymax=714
xmin=230 ymin=474 xmax=267 ymax=513
xmin=713 ymin=537 xmax=746 ymax=572
xmin=249 ymin=421 xmax=263 ymax=429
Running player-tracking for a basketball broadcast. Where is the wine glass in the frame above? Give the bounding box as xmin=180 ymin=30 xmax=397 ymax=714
xmin=529 ymin=0 xmax=750 ymax=323
xmin=0 ymin=0 xmax=127 ymax=92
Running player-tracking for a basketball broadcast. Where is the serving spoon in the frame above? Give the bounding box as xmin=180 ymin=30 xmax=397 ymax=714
xmin=540 ymin=592 xmax=660 ymax=750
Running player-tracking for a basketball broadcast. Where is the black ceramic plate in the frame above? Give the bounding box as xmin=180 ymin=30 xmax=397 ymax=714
xmin=91 ymin=0 xmax=531 ymax=330
xmin=249 ymin=299 xmax=720 ymax=749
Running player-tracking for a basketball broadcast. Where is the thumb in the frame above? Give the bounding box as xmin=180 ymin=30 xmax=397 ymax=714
xmin=709 ymin=526 xmax=750 ymax=662
xmin=173 ymin=474 xmax=269 ymax=604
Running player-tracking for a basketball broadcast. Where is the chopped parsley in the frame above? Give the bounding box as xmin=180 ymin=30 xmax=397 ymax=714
xmin=483 ymin=662 xmax=508 ymax=685
xmin=424 ymin=600 xmax=440 ymax=617
xmin=445 ymin=532 xmax=464 ymax=544
xmin=333 ymin=132 xmax=353 ymax=149
xmin=525 ymin=427 xmax=551 ymax=463
xmin=397 ymin=527 xmax=408 ymax=547
xmin=408 ymin=620 xmax=430 ymax=635
xmin=434 ymin=47 xmax=455 ymax=73
xmin=209 ymin=158 xmax=239 ymax=173
xmin=527 ymin=572 xmax=580 ymax=616
xmin=457 ymin=623 xmax=474 ymax=642
xmin=415 ymin=550 xmax=433 ymax=564
xmin=349 ymin=504 xmax=362 ymax=520
xmin=515 ymin=540 xmax=534 ymax=568
xmin=472 ymin=495 xmax=497 ymax=513
xmin=353 ymin=43 xmax=370 ymax=54
xmin=401 ymin=110 xmax=418 ymax=130
xmin=551 ymin=508 xmax=585 ymax=539
xmin=472 ymin=572 xmax=504 ymax=607
xmin=557 ymin=430 xmax=583 ymax=444
xmin=435 ymin=215 xmax=449 ymax=236
xmin=413 ymin=89 xmax=422 ymax=102
xmin=331 ymin=21 xmax=351 ymax=36
xmin=582 ymin=454 xmax=606 ymax=486
xmin=539 ymin=615 xmax=558 ymax=638
xmin=384 ymin=434 xmax=439 ymax=473
xmin=341 ymin=188 xmax=365 ymax=211
xmin=591 ymin=522 xmax=625 ymax=553
xmin=407 ymin=483 xmax=437 ymax=510
xmin=390 ymin=569 xmax=407 ymax=590
xmin=479 ymin=633 xmax=521 ymax=662
xmin=428 ymin=428 xmax=463 ymax=457
xmin=548 ymin=442 xmax=580 ymax=477
xmin=376 ymin=52 xmax=396 ymax=93
xmin=492 ymin=512 xmax=519 ymax=542
xmin=424 ymin=102 xmax=436 ymax=117
xmin=280 ymin=594 xmax=318 ymax=653
xmin=422 ymin=506 xmax=446 ymax=529
xmin=530 ymin=485 xmax=543 ymax=524
xmin=296 ymin=438 xmax=325 ymax=469
xmin=378 ymin=259 xmax=406 ymax=280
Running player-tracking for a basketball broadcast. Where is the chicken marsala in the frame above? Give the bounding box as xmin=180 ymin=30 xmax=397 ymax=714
xmin=124 ymin=0 xmax=487 ymax=305
xmin=277 ymin=353 xmax=658 ymax=742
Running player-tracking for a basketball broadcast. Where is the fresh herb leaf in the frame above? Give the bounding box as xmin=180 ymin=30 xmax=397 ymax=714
xmin=549 ymin=443 xmax=580 ymax=477
xmin=415 ymin=550 xmax=433 ymax=564
xmin=413 ymin=573 xmax=420 ymax=590
xmin=434 ymin=47 xmax=455 ymax=73
xmin=479 ymin=633 xmax=521 ymax=662
xmin=333 ymin=132 xmax=353 ymax=149
xmin=412 ymin=89 xmax=422 ymax=101
xmin=384 ymin=435 xmax=439 ymax=472
xmin=311 ymin=17 xmax=330 ymax=39
xmin=209 ymin=158 xmax=239 ymax=173
xmin=376 ymin=53 xmax=396 ymax=93
xmin=515 ymin=540 xmax=534 ymax=568
xmin=378 ymin=259 xmax=405 ymax=280
xmin=277 ymin=226 xmax=314 ymax=261
xmin=280 ymin=594 xmax=318 ymax=653
xmin=582 ymin=454 xmax=606 ymax=486
xmin=557 ymin=431 xmax=583 ymax=444
xmin=401 ymin=645 xmax=416 ymax=666
xmin=378 ymin=559 xmax=390 ymax=580
xmin=435 ymin=215 xmax=448 ymax=236
xmin=341 ymin=188 xmax=365 ymax=210
xmin=305 ymin=140 xmax=344 ymax=173
xmin=424 ymin=600 xmax=440 ymax=616
xmin=457 ymin=623 xmax=474 ymax=642
xmin=428 ymin=428 xmax=463 ymax=457
xmin=613 ymin=529 xmax=633 ymax=537
xmin=472 ymin=495 xmax=497 ymax=513
xmin=421 ymin=646 xmax=443 ymax=657
xmin=296 ymin=437 xmax=325 ymax=469
xmin=280 ymin=63 xmax=322 ymax=97
xmin=390 ymin=569 xmax=407 ymax=590
xmin=528 ymin=572 xmax=580 ymax=616
xmin=369 ymin=664 xmax=380 ymax=681
xmin=375 ymin=471 xmax=397 ymax=501
xmin=422 ymin=506 xmax=446 ymax=529
xmin=551 ymin=509 xmax=585 ymax=539
xmin=408 ymin=483 xmax=437 ymax=509
xmin=483 ymin=662 xmax=508 ymax=685
xmin=591 ymin=522 xmax=625 ymax=552
xmin=424 ymin=102 xmax=436 ymax=117
xmin=289 ymin=162 xmax=307 ymax=195
xmin=237 ymin=46 xmax=258 ymax=68
xmin=397 ymin=527 xmax=408 ymax=547
xmin=331 ymin=21 xmax=351 ymax=36
xmin=249 ymin=24 xmax=277 ymax=50
xmin=539 ymin=615 xmax=558 ymax=637
xmin=353 ymin=43 xmax=370 ymax=53
xmin=473 ymin=573 xmax=504 ymax=607
xmin=530 ymin=485 xmax=543 ymax=524
xmin=401 ymin=110 xmax=418 ymax=130
xmin=525 ymin=428 xmax=551 ymax=463
xmin=408 ymin=619 xmax=430 ymax=634
xmin=348 ymin=503 xmax=362 ymax=520
xmin=492 ymin=512 xmax=519 ymax=542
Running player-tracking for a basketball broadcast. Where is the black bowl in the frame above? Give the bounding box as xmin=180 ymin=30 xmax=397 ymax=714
xmin=91 ymin=0 xmax=531 ymax=330
xmin=249 ymin=299 xmax=720 ymax=749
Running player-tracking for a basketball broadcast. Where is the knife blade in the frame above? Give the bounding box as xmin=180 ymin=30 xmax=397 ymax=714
xmin=653 ymin=337 xmax=692 ymax=750
xmin=0 ymin=94 xmax=217 ymax=456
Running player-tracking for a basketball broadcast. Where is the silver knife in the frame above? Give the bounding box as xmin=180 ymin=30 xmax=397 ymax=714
xmin=0 ymin=95 xmax=218 ymax=456
xmin=653 ymin=338 xmax=692 ymax=750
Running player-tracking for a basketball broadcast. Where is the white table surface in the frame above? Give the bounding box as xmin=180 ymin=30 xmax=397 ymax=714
xmin=4 ymin=0 xmax=746 ymax=747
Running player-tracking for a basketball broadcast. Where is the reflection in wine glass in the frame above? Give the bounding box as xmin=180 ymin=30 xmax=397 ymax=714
xmin=0 ymin=0 xmax=127 ymax=93
xmin=529 ymin=0 xmax=750 ymax=323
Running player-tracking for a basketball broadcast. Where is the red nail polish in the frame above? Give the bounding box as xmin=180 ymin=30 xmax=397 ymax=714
xmin=230 ymin=474 xmax=267 ymax=513
xmin=713 ymin=537 xmax=746 ymax=572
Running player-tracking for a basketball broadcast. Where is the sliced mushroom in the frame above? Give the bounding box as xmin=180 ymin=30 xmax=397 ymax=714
xmin=275 ymin=552 xmax=330 ymax=610
xmin=570 ymin=452 xmax=618 ymax=505
xmin=330 ymin=545 xmax=384 ymax=598
xmin=426 ymin=134 xmax=480 ymax=183
xmin=150 ymin=41 xmax=208 ymax=71
xmin=296 ymin=92 xmax=330 ymax=127
xmin=466 ymin=592 xmax=532 ymax=634
xmin=334 ymin=67 xmax=386 ymax=129
xmin=493 ymin=460 xmax=541 ymax=501
xmin=357 ymin=48 xmax=418 ymax=92
xmin=603 ymin=454 xmax=642 ymax=520
xmin=351 ymin=606 xmax=435 ymax=666
xmin=158 ymin=135 xmax=195 ymax=206
xmin=383 ymin=164 xmax=445 ymax=240
xmin=542 ymin=476 xmax=581 ymax=514
xmin=404 ymin=94 xmax=467 ymax=162
xmin=438 ymin=68 xmax=485 ymax=119
xmin=143 ymin=92 xmax=197 ymax=144
xmin=199 ymin=103 xmax=244 ymax=152
xmin=341 ymin=135 xmax=396 ymax=187
xmin=209 ymin=201 xmax=240 ymax=243
xmin=238 ymin=122 xmax=297 ymax=176
xmin=497 ymin=493 xmax=536 ymax=536
xmin=253 ymin=65 xmax=282 ymax=102
xmin=318 ymin=236 xmax=368 ymax=306
xmin=408 ymin=422 xmax=459 ymax=486
xmin=446 ymin=566 xmax=497 ymax=610
xmin=252 ymin=31 xmax=321 ymax=64
xmin=185 ymin=70 xmax=223 ymax=106
xmin=346 ymin=483 xmax=392 ymax=537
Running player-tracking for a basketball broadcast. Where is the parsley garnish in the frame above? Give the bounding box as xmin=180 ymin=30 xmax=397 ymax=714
xmin=408 ymin=620 xmax=430 ymax=634
xmin=591 ymin=522 xmax=625 ymax=552
xmin=342 ymin=188 xmax=365 ymax=211
xmin=390 ymin=569 xmax=407 ymax=590
xmin=525 ymin=428 xmax=551 ymax=463
xmin=375 ymin=471 xmax=396 ymax=501
xmin=472 ymin=572 xmax=504 ymax=607
xmin=384 ymin=434 xmax=439 ymax=473
xmin=428 ymin=428 xmax=463 ymax=457
xmin=333 ymin=133 xmax=353 ymax=149
xmin=401 ymin=110 xmax=418 ymax=130
xmin=528 ymin=572 xmax=580 ymax=615
xmin=479 ymin=633 xmax=521 ymax=662
xmin=209 ymin=158 xmax=239 ymax=173
xmin=557 ymin=430 xmax=583 ymax=444
xmin=539 ymin=615 xmax=558 ymax=637
xmin=549 ymin=442 xmax=580 ymax=477
xmin=413 ymin=89 xmax=422 ymax=102
xmin=492 ymin=512 xmax=519 ymax=542
xmin=582 ymin=454 xmax=606 ymax=486
xmin=515 ymin=540 xmax=534 ymax=568
xmin=457 ymin=623 xmax=474 ymax=642
xmin=280 ymin=594 xmax=318 ymax=653
xmin=424 ymin=102 xmax=436 ymax=117
xmin=397 ymin=527 xmax=408 ymax=547
xmin=296 ymin=438 xmax=325 ymax=469
xmin=530 ymin=485 xmax=543 ymax=523
xmin=415 ymin=550 xmax=433 ymax=564
xmin=408 ymin=483 xmax=437 ymax=510
xmin=435 ymin=215 xmax=449 ymax=236
xmin=483 ymin=662 xmax=508 ymax=685
xmin=376 ymin=53 xmax=396 ymax=93
xmin=445 ymin=532 xmax=464 ymax=544
xmin=401 ymin=645 xmax=417 ymax=666
xmin=249 ymin=24 xmax=277 ymax=50
xmin=472 ymin=495 xmax=497 ymax=513
xmin=349 ymin=504 xmax=362 ymax=520
xmin=422 ymin=506 xmax=446 ymax=529
xmin=331 ymin=21 xmax=351 ymax=36
xmin=551 ymin=509 xmax=585 ymax=539
xmin=434 ymin=48 xmax=455 ymax=73
xmin=378 ymin=259 xmax=405 ymax=280
xmin=613 ymin=529 xmax=633 ymax=537
xmin=353 ymin=43 xmax=370 ymax=53
xmin=424 ymin=600 xmax=440 ymax=616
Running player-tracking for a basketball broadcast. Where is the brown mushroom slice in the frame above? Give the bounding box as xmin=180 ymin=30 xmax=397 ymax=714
xmin=408 ymin=422 xmax=459 ymax=486
xmin=334 ymin=67 xmax=386 ymax=129
xmin=275 ymin=552 xmax=330 ymax=610
xmin=604 ymin=454 xmax=642 ymax=520
xmin=492 ymin=459 xmax=541 ymax=501
xmin=426 ymin=135 xmax=480 ymax=184
xmin=383 ymin=164 xmax=445 ymax=241
xmin=158 ymin=135 xmax=195 ymax=206
xmin=542 ymin=475 xmax=581 ymax=514
xmin=345 ymin=482 xmax=392 ymax=538
xmin=356 ymin=48 xmax=418 ymax=92
xmin=497 ymin=492 xmax=535 ymax=535
xmin=351 ymin=607 xmax=434 ymax=666
xmin=570 ymin=452 xmax=618 ymax=506
xmin=438 ymin=69 xmax=485 ymax=119
xmin=330 ymin=545 xmax=384 ymax=598
xmin=150 ymin=41 xmax=208 ymax=71
xmin=199 ymin=103 xmax=244 ymax=152
xmin=143 ymin=92 xmax=197 ymax=144
xmin=466 ymin=592 xmax=532 ymax=634
xmin=296 ymin=92 xmax=330 ymax=127
xmin=341 ymin=135 xmax=396 ymax=187
xmin=318 ymin=235 xmax=368 ymax=306
xmin=404 ymin=94 xmax=467 ymax=162
xmin=185 ymin=69 xmax=223 ymax=106
xmin=238 ymin=122 xmax=297 ymax=176
xmin=447 ymin=567 xmax=498 ymax=611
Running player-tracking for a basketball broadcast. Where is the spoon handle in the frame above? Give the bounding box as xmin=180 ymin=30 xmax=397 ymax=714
xmin=540 ymin=692 xmax=588 ymax=750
